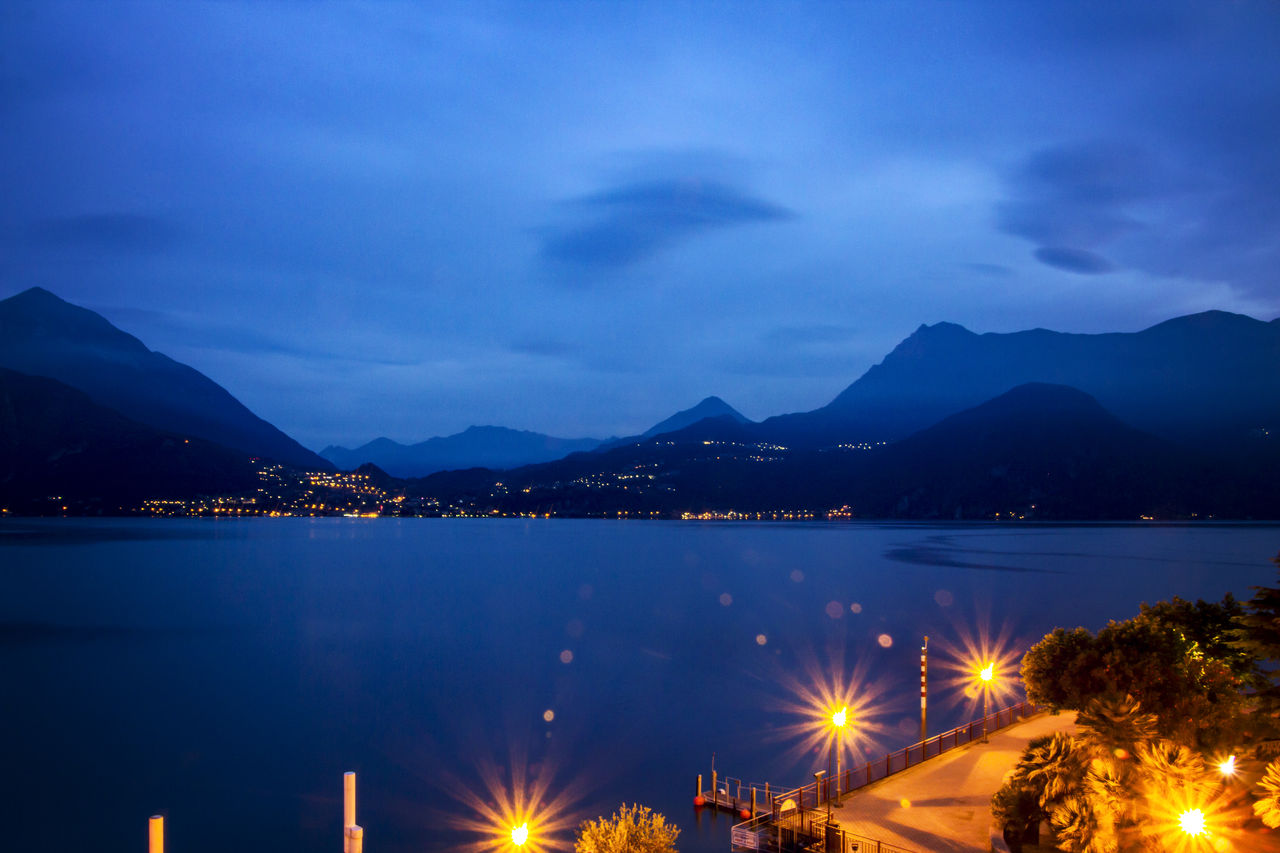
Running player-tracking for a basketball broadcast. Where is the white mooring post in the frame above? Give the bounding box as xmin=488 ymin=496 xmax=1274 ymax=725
xmin=149 ymin=815 xmax=164 ymax=853
xmin=344 ymin=771 xmax=357 ymax=852
xmin=346 ymin=825 xmax=364 ymax=853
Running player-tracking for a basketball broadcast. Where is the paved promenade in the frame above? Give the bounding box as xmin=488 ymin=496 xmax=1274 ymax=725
xmin=830 ymin=711 xmax=1078 ymax=852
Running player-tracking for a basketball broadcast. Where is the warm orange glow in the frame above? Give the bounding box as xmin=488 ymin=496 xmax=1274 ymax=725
xmin=1217 ymin=755 xmax=1235 ymax=777
xmin=439 ymin=746 xmax=585 ymax=853
xmin=934 ymin=616 xmax=1023 ymax=718
xmin=1178 ymin=809 xmax=1206 ymax=836
xmin=764 ymin=642 xmax=893 ymax=771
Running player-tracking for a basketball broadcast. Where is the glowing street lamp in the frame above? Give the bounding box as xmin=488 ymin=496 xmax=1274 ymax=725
xmin=1178 ymin=808 xmax=1207 ymax=837
xmin=510 ymin=822 xmax=529 ymax=847
xmin=978 ymin=662 xmax=994 ymax=743
xmin=1218 ymin=755 xmax=1236 ymax=778
xmin=831 ymin=706 xmax=848 ymax=803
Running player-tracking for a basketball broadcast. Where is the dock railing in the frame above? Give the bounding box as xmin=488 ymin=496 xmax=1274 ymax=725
xmin=730 ymin=700 xmax=1041 ymax=852
xmin=769 ymin=700 xmax=1039 ymax=820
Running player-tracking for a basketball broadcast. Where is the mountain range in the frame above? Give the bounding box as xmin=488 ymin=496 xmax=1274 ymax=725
xmin=321 ymin=395 xmax=752 ymax=476
xmin=0 ymin=285 xmax=1276 ymax=518
xmin=756 ymin=310 xmax=1280 ymax=449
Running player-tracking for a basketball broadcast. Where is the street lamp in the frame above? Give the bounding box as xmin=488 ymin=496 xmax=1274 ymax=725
xmin=510 ymin=822 xmax=529 ymax=847
xmin=831 ymin=706 xmax=848 ymax=805
xmin=1178 ymin=809 xmax=1207 ymax=837
xmin=979 ymin=662 xmax=994 ymax=743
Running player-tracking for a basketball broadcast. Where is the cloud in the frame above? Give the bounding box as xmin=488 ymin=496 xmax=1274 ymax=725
xmin=541 ymin=178 xmax=793 ymax=269
xmin=23 ymin=213 xmax=180 ymax=253
xmin=996 ymin=141 xmax=1159 ymax=253
xmin=1033 ymin=246 xmax=1113 ymax=275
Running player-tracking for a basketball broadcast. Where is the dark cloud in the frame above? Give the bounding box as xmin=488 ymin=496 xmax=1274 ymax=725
xmin=996 ymin=141 xmax=1159 ymax=250
xmin=541 ymin=179 xmax=793 ymax=269
xmin=1033 ymin=247 xmax=1113 ymax=275
xmin=22 ymin=213 xmax=180 ymax=253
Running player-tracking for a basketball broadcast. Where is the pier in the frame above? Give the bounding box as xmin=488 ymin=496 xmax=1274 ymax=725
xmin=709 ymin=700 xmax=1056 ymax=853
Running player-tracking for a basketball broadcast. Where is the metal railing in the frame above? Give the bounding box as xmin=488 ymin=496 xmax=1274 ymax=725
xmin=730 ymin=700 xmax=1041 ymax=853
xmin=770 ymin=700 xmax=1038 ymax=818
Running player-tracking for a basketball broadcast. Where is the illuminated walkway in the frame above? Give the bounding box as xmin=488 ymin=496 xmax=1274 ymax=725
xmin=829 ymin=711 xmax=1078 ymax=853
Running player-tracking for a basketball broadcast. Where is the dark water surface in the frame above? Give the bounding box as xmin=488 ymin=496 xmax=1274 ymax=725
xmin=2 ymin=519 xmax=1276 ymax=852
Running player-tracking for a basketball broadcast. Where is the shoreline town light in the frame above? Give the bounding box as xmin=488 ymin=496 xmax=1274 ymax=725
xmin=1218 ymin=755 xmax=1236 ymax=777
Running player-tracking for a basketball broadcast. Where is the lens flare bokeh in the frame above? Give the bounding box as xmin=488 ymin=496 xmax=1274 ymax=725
xmin=441 ymin=747 xmax=587 ymax=853
xmin=766 ymin=642 xmax=896 ymax=773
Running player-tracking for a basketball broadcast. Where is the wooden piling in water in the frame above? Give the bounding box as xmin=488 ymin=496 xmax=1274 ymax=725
xmin=149 ymin=815 xmax=163 ymax=853
xmin=344 ymin=771 xmax=357 ymax=853
xmin=346 ymin=825 xmax=363 ymax=853
xmin=750 ymin=787 xmax=757 ymax=818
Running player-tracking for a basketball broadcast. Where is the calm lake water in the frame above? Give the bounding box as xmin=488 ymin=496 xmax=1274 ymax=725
xmin=2 ymin=519 xmax=1277 ymax=853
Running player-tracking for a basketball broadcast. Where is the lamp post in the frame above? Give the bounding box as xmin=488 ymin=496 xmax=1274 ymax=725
xmin=831 ymin=706 xmax=848 ymax=805
xmin=979 ymin=662 xmax=994 ymax=743
xmin=814 ymin=770 xmax=829 ymax=823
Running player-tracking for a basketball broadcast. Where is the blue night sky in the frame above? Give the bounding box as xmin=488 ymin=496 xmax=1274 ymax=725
xmin=2 ymin=1 xmax=1278 ymax=450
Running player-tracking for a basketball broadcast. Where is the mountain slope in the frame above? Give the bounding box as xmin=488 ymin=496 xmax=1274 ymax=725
xmin=837 ymin=383 xmax=1258 ymax=519
xmin=760 ymin=310 xmax=1280 ymax=448
xmin=0 ymin=287 xmax=327 ymax=469
xmin=641 ymin=396 xmax=750 ymax=438
xmin=320 ymin=425 xmax=606 ymax=478
xmin=0 ymin=367 xmax=262 ymax=511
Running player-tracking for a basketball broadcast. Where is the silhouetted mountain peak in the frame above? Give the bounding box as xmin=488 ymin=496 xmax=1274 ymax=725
xmin=0 ymin=287 xmax=151 ymax=355
xmin=0 ymin=287 xmax=328 ymax=469
xmin=641 ymin=396 xmax=750 ymax=438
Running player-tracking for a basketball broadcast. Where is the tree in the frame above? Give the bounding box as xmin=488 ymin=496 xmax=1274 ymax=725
xmin=1020 ymin=596 xmax=1251 ymax=749
xmin=574 ymin=804 xmax=679 ymax=853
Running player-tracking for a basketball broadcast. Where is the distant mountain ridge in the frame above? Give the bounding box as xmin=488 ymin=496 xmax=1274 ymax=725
xmin=0 ymin=288 xmax=328 ymax=469
xmin=320 ymin=425 xmax=608 ymax=478
xmin=759 ymin=310 xmax=1280 ymax=448
xmin=322 ymin=396 xmax=751 ymax=476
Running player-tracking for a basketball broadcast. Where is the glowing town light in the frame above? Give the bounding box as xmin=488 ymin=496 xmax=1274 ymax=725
xmin=510 ymin=823 xmax=529 ymax=846
xmin=832 ymin=706 xmax=847 ymax=729
xmin=979 ymin=662 xmax=994 ymax=683
xmin=1178 ymin=809 xmax=1207 ymax=836
xmin=1218 ymin=755 xmax=1236 ymax=777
